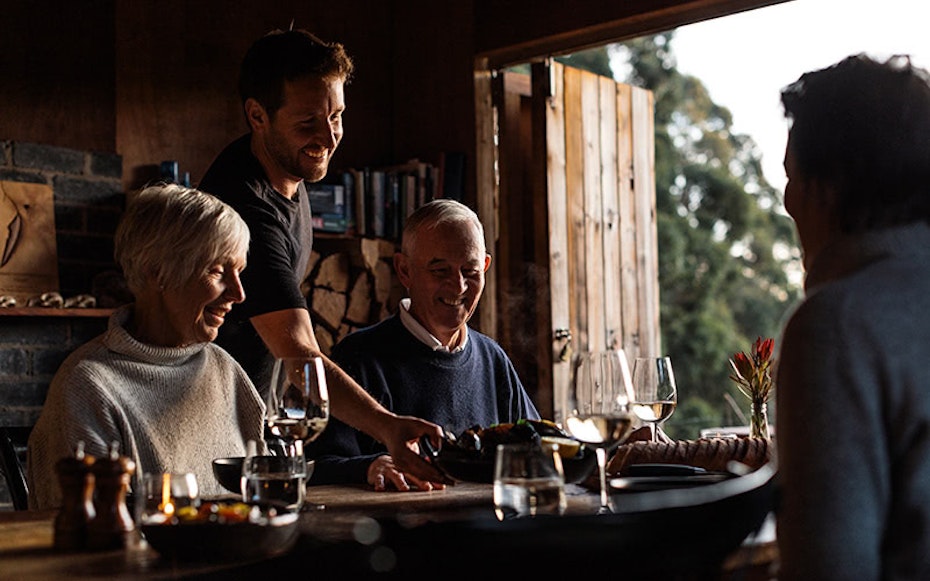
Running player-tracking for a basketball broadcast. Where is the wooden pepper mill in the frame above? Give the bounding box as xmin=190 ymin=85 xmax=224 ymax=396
xmin=53 ymin=441 xmax=96 ymax=551
xmin=86 ymin=442 xmax=136 ymax=551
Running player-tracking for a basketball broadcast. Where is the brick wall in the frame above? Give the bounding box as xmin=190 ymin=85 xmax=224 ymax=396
xmin=0 ymin=141 xmax=124 ymax=508
xmin=0 ymin=314 xmax=109 ymax=428
xmin=0 ymin=140 xmax=124 ymax=299
xmin=0 ymin=140 xmax=124 ymax=429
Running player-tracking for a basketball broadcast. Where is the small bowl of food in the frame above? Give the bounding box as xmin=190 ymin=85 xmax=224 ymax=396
xmin=140 ymin=500 xmax=299 ymax=562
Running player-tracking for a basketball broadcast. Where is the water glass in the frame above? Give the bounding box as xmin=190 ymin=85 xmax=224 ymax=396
xmin=138 ymin=472 xmax=199 ymax=524
xmin=241 ymin=440 xmax=307 ymax=513
xmin=493 ymin=442 xmax=566 ymax=520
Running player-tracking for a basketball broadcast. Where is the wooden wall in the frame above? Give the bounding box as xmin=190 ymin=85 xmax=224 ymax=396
xmin=1 ymin=0 xmax=783 ymax=199
xmin=2 ymin=1 xmax=475 ymax=196
xmin=1 ymin=0 xmax=116 ymax=153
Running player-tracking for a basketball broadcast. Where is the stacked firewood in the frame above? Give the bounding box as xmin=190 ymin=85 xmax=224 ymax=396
xmin=301 ymin=237 xmax=405 ymax=355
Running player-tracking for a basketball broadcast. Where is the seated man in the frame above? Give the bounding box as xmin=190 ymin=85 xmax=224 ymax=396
xmin=307 ymin=199 xmax=540 ymax=491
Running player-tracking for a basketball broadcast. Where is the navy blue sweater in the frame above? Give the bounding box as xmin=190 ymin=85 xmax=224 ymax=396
xmin=306 ymin=314 xmax=539 ymax=484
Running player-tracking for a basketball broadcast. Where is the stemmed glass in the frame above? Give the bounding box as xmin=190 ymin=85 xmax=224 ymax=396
xmin=266 ymin=357 xmax=330 ymax=445
xmin=262 ymin=357 xmax=330 ymax=510
xmin=630 ymin=356 xmax=678 ymax=443
xmin=563 ymin=349 xmax=636 ymax=514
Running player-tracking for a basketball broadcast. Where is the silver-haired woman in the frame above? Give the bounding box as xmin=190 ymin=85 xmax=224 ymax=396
xmin=28 ymin=184 xmax=265 ymax=508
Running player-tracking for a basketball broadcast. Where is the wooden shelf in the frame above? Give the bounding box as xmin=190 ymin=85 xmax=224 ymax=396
xmin=0 ymin=307 xmax=115 ymax=318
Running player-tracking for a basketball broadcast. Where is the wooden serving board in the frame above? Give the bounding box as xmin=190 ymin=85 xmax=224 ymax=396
xmin=0 ymin=181 xmax=59 ymax=303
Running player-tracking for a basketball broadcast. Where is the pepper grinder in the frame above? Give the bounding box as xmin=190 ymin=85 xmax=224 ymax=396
xmin=53 ymin=441 xmax=96 ymax=551
xmin=86 ymin=442 xmax=136 ymax=551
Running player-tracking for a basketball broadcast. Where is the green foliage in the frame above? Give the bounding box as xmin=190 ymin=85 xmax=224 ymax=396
xmin=664 ymin=396 xmax=723 ymax=440
xmin=608 ymin=32 xmax=802 ymax=433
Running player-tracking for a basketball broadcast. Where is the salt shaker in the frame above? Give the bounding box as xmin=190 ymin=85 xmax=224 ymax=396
xmin=53 ymin=441 xmax=96 ymax=551
xmin=86 ymin=442 xmax=136 ymax=551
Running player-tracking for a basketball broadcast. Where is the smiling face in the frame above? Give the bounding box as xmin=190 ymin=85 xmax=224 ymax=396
xmin=154 ymin=252 xmax=247 ymax=347
xmin=248 ymin=75 xmax=345 ymax=191
xmin=395 ymin=220 xmax=491 ymax=347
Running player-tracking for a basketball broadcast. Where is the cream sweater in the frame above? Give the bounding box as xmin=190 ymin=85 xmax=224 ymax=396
xmin=27 ymin=306 xmax=265 ymax=509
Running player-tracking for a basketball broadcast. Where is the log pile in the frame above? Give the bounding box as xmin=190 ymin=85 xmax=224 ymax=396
xmin=301 ymin=236 xmax=405 ymax=355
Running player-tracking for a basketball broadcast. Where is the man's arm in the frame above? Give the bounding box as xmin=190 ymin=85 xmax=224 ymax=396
xmin=249 ymin=307 xmax=449 ymax=484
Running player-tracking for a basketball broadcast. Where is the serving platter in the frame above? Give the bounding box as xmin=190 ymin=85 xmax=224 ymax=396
xmin=432 ymin=444 xmax=597 ymax=484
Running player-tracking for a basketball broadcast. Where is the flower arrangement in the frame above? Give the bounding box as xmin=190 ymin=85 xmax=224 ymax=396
xmin=728 ymin=337 xmax=775 ymax=439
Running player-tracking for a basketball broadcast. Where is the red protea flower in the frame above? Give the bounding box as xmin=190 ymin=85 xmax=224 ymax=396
xmin=729 ymin=336 xmax=776 ymax=404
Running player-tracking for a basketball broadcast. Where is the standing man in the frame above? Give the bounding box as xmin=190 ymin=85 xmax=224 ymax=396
xmin=307 ymin=200 xmax=540 ymax=491
xmin=776 ymin=54 xmax=930 ymax=579
xmin=199 ymin=29 xmax=445 ymax=485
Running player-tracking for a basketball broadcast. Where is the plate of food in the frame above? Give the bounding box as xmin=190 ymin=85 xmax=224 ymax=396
xmin=422 ymin=419 xmax=597 ymax=484
xmin=140 ymin=500 xmax=299 ymax=562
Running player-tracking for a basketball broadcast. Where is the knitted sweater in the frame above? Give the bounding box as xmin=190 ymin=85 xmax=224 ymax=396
xmin=27 ymin=306 xmax=265 ymax=508
xmin=306 ymin=314 xmax=539 ymax=484
xmin=777 ymin=223 xmax=930 ymax=580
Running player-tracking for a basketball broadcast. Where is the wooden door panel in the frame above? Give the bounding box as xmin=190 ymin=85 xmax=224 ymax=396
xmin=490 ymin=61 xmax=656 ymax=422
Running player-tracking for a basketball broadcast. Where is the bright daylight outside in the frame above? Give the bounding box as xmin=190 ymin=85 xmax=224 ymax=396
xmin=557 ymin=0 xmax=930 ymax=439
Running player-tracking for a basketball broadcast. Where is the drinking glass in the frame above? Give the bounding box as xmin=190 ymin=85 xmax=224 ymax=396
xmin=563 ymin=349 xmax=635 ymax=514
xmin=241 ymin=440 xmax=307 ymax=512
xmin=630 ymin=356 xmax=678 ymax=443
xmin=493 ymin=442 xmax=566 ymax=520
xmin=138 ymin=472 xmax=199 ymax=525
xmin=266 ymin=357 xmax=330 ymax=446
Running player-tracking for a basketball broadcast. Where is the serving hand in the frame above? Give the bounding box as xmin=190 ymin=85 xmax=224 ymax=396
xmin=379 ymin=414 xmax=453 ymax=486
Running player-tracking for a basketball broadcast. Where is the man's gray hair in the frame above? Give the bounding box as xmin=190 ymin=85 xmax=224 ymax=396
xmin=115 ymin=184 xmax=250 ymax=294
xmin=401 ymin=199 xmax=485 ymax=255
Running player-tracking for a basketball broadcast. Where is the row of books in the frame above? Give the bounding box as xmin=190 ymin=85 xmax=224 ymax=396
xmin=308 ymin=153 xmax=465 ymax=239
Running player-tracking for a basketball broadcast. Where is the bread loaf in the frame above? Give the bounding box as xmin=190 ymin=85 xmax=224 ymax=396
xmin=607 ymin=438 xmax=772 ymax=476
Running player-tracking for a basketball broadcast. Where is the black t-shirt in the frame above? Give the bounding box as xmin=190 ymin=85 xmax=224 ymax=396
xmin=199 ymin=134 xmax=314 ymax=395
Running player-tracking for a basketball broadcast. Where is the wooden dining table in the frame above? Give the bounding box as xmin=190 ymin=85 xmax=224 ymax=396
xmin=0 ymin=482 xmax=777 ymax=580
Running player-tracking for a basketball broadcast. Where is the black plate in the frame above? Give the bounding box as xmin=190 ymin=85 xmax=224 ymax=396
xmin=433 ymin=445 xmax=597 ymax=484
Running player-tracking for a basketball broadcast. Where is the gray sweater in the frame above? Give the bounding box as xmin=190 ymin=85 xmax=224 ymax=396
xmin=27 ymin=306 xmax=265 ymax=508
xmin=777 ymin=223 xmax=930 ymax=580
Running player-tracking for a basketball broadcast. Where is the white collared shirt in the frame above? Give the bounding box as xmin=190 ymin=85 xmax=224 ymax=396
xmin=398 ymin=298 xmax=468 ymax=353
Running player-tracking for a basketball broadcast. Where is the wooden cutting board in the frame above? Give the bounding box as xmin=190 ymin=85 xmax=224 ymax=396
xmin=0 ymin=181 xmax=59 ymax=303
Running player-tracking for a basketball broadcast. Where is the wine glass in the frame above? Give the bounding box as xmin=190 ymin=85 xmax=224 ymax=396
xmin=264 ymin=357 xmax=330 ymax=510
xmin=563 ymin=349 xmax=636 ymax=514
xmin=266 ymin=357 xmax=330 ymax=446
xmin=630 ymin=356 xmax=678 ymax=443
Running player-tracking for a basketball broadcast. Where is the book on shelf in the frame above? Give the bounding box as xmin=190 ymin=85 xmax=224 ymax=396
xmin=331 ymin=156 xmax=452 ymax=240
xmin=307 ymin=182 xmax=350 ymax=234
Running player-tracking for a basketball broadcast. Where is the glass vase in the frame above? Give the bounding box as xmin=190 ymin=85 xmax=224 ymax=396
xmin=750 ymin=401 xmax=770 ymax=439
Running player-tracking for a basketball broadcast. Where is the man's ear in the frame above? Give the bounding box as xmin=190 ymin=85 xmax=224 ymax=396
xmin=394 ymin=252 xmax=412 ymax=290
xmin=244 ymin=98 xmax=269 ymax=132
xmin=483 ymin=253 xmax=492 ymax=273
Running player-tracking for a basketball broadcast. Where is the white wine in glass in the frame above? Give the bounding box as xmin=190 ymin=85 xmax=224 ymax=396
xmin=563 ymin=349 xmax=636 ymax=514
xmin=266 ymin=357 xmax=330 ymax=445
xmin=631 ymin=356 xmax=678 ymax=443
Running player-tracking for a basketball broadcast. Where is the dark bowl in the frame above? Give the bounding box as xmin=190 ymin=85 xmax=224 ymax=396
xmin=212 ymin=457 xmax=245 ymax=494
xmin=141 ymin=512 xmax=299 ymax=562
xmin=433 ymin=445 xmax=597 ymax=484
